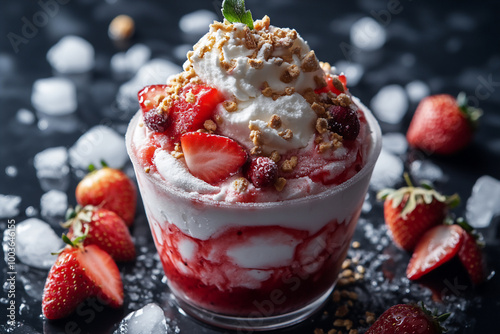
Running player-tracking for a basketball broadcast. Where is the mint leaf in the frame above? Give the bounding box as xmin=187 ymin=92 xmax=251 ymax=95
xmin=222 ymin=0 xmax=254 ymax=30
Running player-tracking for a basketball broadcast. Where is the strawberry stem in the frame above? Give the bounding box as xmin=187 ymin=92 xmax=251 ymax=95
xmin=456 ymin=92 xmax=482 ymax=131
xmin=403 ymin=172 xmax=414 ymax=188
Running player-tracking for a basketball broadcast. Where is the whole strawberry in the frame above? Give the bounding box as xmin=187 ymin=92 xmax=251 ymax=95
xmin=377 ymin=174 xmax=460 ymax=251
xmin=407 ymin=93 xmax=482 ymax=155
xmin=76 ymin=162 xmax=137 ymax=226
xmin=407 ymin=218 xmax=486 ymax=285
xmin=42 ymin=235 xmax=124 ymax=320
xmin=366 ymin=303 xmax=449 ymax=334
xmin=64 ymin=206 xmax=136 ymax=262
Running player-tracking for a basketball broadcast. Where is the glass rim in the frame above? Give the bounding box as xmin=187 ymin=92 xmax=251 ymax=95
xmin=126 ymin=97 xmax=382 ymax=209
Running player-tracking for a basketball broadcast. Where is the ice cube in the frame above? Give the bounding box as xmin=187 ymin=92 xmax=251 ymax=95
xmin=371 ymin=85 xmax=408 ymax=124
xmin=40 ymin=190 xmax=67 ymax=219
xmin=334 ymin=60 xmax=364 ymax=86
xmin=111 ymin=44 xmax=151 ymax=75
xmin=179 ymin=10 xmax=218 ymax=35
xmin=5 ymin=166 xmax=18 ymax=178
xmin=69 ymin=125 xmax=127 ymax=170
xmin=115 ymin=303 xmax=168 ymax=334
xmin=350 ymin=17 xmax=386 ymax=51
xmin=46 ymin=35 xmax=95 ymax=73
xmin=31 ymin=77 xmax=77 ymax=116
xmin=405 ymin=80 xmax=430 ymax=103
xmin=466 ymin=175 xmax=500 ymax=228
xmin=16 ymin=108 xmax=36 ymax=125
xmin=7 ymin=218 xmax=63 ymax=269
xmin=116 ymin=59 xmax=182 ymax=113
xmin=34 ymin=146 xmax=70 ymax=191
xmin=382 ymin=132 xmax=408 ymax=155
xmin=0 ymin=194 xmax=21 ymax=218
xmin=370 ymin=149 xmax=404 ymax=190
xmin=410 ymin=160 xmax=445 ymax=183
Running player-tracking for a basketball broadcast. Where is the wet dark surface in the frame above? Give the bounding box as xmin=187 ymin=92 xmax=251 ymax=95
xmin=1 ymin=0 xmax=500 ymax=333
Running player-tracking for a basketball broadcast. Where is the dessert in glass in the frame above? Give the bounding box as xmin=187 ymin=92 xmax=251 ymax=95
xmin=126 ymin=15 xmax=381 ymax=330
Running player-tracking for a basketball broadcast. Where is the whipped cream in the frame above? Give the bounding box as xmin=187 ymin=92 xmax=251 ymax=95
xmin=185 ymin=18 xmax=324 ymax=154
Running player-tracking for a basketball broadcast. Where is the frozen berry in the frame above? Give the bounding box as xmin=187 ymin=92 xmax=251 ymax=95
xmin=143 ymin=109 xmax=169 ymax=133
xmin=247 ymin=157 xmax=278 ymax=188
xmin=327 ymin=105 xmax=360 ymax=140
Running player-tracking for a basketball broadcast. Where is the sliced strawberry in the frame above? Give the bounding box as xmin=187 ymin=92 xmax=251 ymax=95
xmin=457 ymin=223 xmax=486 ymax=285
xmin=42 ymin=238 xmax=123 ymax=320
xmin=78 ymin=244 xmax=124 ymax=307
xmin=180 ymin=132 xmax=247 ymax=184
xmin=138 ymin=84 xmax=169 ymax=113
xmin=406 ymin=224 xmax=463 ymax=281
xmin=168 ymin=84 xmax=224 ymax=141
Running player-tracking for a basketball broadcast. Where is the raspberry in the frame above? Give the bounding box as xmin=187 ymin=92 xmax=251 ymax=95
xmin=327 ymin=105 xmax=360 ymax=140
xmin=143 ymin=109 xmax=169 ymax=133
xmin=247 ymin=157 xmax=278 ymax=188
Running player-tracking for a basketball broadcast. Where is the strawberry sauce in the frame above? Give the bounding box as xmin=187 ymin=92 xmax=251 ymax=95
xmin=150 ymin=212 xmax=360 ymax=316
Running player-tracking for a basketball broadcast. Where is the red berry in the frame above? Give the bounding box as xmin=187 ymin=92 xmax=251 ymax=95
xmin=138 ymin=84 xmax=170 ymax=133
xmin=247 ymin=157 xmax=278 ymax=188
xmin=42 ymin=238 xmax=123 ymax=320
xmin=327 ymin=105 xmax=360 ymax=140
xmin=143 ymin=108 xmax=169 ymax=132
xmin=377 ymin=174 xmax=459 ymax=251
xmin=66 ymin=206 xmax=136 ymax=262
xmin=180 ymin=132 xmax=247 ymax=184
xmin=406 ymin=93 xmax=482 ymax=155
xmin=76 ymin=166 xmax=137 ymax=226
xmin=366 ymin=303 xmax=448 ymax=334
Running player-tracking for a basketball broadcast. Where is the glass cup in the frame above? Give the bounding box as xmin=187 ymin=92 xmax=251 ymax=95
xmin=126 ymin=101 xmax=381 ymax=331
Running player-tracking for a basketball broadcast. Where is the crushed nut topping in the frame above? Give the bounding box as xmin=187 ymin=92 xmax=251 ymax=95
xmin=281 ymin=156 xmax=298 ymax=172
xmin=301 ymin=50 xmax=320 ymax=72
xmin=335 ymin=93 xmax=352 ymax=107
xmin=223 ymin=100 xmax=238 ymax=112
xmin=185 ymin=91 xmax=196 ymax=103
xmin=280 ymin=64 xmax=300 ymax=83
xmin=171 ymin=151 xmax=184 ymax=159
xmin=268 ymin=114 xmax=282 ymax=129
xmin=314 ymin=75 xmax=327 ymax=89
xmin=270 ymin=150 xmax=281 ymax=163
xmin=250 ymin=129 xmax=263 ymax=146
xmin=232 ymin=177 xmax=249 ymax=193
xmin=331 ymin=76 xmax=345 ymax=93
xmin=249 ymin=58 xmax=264 ymax=69
xmin=284 ymin=87 xmax=295 ymax=95
xmin=311 ymin=102 xmax=326 ymax=117
xmin=250 ymin=146 xmax=263 ymax=156
xmin=279 ymin=129 xmax=293 ymax=140
xmin=204 ymin=119 xmax=217 ymax=132
xmin=316 ymin=118 xmax=328 ymax=134
xmin=244 ymin=26 xmax=257 ymax=49
xmin=274 ymin=177 xmax=287 ymax=191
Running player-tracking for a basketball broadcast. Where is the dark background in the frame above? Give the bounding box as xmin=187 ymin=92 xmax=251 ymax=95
xmin=1 ymin=0 xmax=500 ymax=333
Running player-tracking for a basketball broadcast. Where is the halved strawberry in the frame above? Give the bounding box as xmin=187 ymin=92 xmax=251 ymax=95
xmin=406 ymin=224 xmax=464 ymax=281
xmin=168 ymin=84 xmax=224 ymax=141
xmin=456 ymin=219 xmax=486 ymax=285
xmin=65 ymin=206 xmax=136 ymax=262
xmin=42 ymin=236 xmax=123 ymax=320
xmin=180 ymin=132 xmax=247 ymax=184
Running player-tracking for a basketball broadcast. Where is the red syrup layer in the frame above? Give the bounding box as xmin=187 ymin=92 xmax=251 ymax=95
xmin=149 ymin=211 xmax=361 ymax=316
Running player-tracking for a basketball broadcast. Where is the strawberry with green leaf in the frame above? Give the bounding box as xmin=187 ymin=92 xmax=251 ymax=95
xmin=377 ymin=173 xmax=460 ymax=251
xmin=407 ymin=93 xmax=482 ymax=155
xmin=42 ymin=235 xmax=124 ymax=320
xmin=366 ymin=302 xmax=449 ymax=334
xmin=64 ymin=205 xmax=136 ymax=262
